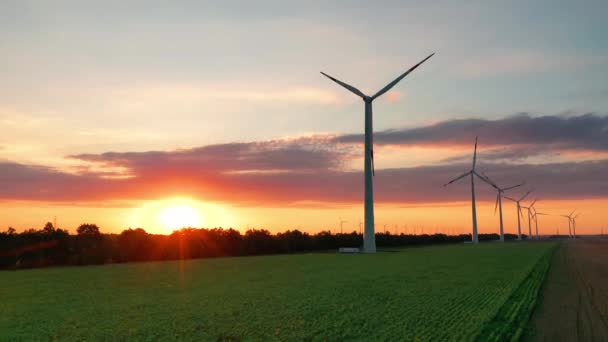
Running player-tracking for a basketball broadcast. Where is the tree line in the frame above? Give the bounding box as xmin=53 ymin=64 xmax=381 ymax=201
xmin=0 ymin=223 xmax=521 ymax=270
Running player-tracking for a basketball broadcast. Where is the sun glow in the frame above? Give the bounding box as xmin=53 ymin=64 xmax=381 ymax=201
xmin=158 ymin=204 xmax=203 ymax=231
xmin=125 ymin=198 xmax=239 ymax=234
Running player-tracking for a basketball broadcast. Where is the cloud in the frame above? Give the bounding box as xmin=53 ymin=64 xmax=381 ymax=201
xmin=119 ymin=84 xmax=340 ymax=105
xmin=2 ymin=113 xmax=607 ymax=205
xmin=384 ymin=91 xmax=402 ymax=103
xmin=71 ymin=137 xmax=352 ymax=175
xmin=1 ymin=148 xmax=607 ymax=205
xmin=336 ymin=113 xmax=608 ymax=151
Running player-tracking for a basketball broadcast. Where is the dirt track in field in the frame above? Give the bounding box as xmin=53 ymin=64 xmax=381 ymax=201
xmin=524 ymin=239 xmax=608 ymax=341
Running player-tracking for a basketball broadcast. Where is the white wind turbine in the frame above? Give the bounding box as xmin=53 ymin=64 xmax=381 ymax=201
xmin=504 ymin=190 xmax=533 ymax=240
xmin=572 ymin=213 xmax=581 ymax=238
xmin=321 ymin=53 xmax=435 ymax=253
xmin=560 ymin=210 xmax=576 ymax=238
xmin=478 ymin=174 xmax=524 ymax=242
xmin=339 ymin=217 xmax=348 ymax=234
xmin=521 ymin=199 xmax=537 ymax=240
xmin=532 ymin=209 xmax=549 ymax=240
xmin=443 ymin=137 xmax=487 ymax=244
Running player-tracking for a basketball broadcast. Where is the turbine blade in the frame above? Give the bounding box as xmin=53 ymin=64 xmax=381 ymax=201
xmin=443 ymin=171 xmax=471 ymax=187
xmin=474 ymin=171 xmax=498 ymax=189
xmin=503 ymin=195 xmax=517 ymax=202
xmin=472 ymin=136 xmax=478 ymax=170
xmin=371 ymin=53 xmax=435 ymax=100
xmin=519 ymin=189 xmax=533 ymax=201
xmin=569 ymin=209 xmax=576 ymax=217
xmin=529 ymin=199 xmax=537 ymax=208
xmin=320 ymin=72 xmax=366 ymax=98
xmin=494 ymin=193 xmax=499 ymax=214
xmin=504 ymin=182 xmax=524 ymax=191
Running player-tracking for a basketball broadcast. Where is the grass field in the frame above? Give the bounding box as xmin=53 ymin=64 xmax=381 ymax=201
xmin=1 ymin=242 xmax=555 ymax=341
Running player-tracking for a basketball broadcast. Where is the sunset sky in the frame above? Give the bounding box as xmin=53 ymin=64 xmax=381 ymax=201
xmin=1 ymin=0 xmax=607 ymax=235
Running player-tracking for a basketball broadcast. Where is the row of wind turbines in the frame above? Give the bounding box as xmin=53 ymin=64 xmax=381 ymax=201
xmin=443 ymin=136 xmax=581 ymax=243
xmin=321 ymin=52 xmax=581 ymax=253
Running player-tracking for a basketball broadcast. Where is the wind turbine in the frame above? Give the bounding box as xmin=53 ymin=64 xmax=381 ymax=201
xmin=522 ymin=199 xmax=537 ymax=240
xmin=533 ymin=210 xmax=549 ymax=240
xmin=560 ymin=210 xmax=576 ymax=238
xmin=443 ymin=137 xmax=486 ymax=244
xmin=504 ymin=189 xmax=533 ymax=240
xmin=339 ymin=217 xmax=347 ymax=234
xmin=478 ymin=174 xmax=524 ymax=242
xmin=321 ymin=53 xmax=435 ymax=253
xmin=572 ymin=213 xmax=581 ymax=238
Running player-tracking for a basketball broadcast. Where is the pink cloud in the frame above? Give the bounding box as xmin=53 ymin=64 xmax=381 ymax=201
xmin=384 ymin=91 xmax=402 ymax=103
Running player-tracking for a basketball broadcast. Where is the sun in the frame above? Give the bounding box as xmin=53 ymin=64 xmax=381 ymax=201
xmin=127 ymin=197 xmax=237 ymax=234
xmin=158 ymin=204 xmax=203 ymax=231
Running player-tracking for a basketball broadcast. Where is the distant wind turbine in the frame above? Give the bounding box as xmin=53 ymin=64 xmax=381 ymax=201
xmin=560 ymin=210 xmax=576 ymax=238
xmin=443 ymin=136 xmax=487 ymax=244
xmin=572 ymin=213 xmax=581 ymax=238
xmin=522 ymin=199 xmax=538 ymax=240
xmin=533 ymin=210 xmax=549 ymax=240
xmin=321 ymin=53 xmax=435 ymax=253
xmin=339 ymin=217 xmax=347 ymax=234
xmin=504 ymin=189 xmax=533 ymax=240
xmin=479 ymin=174 xmax=524 ymax=242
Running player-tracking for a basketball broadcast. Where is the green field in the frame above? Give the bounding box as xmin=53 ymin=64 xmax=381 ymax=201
xmin=1 ymin=242 xmax=555 ymax=341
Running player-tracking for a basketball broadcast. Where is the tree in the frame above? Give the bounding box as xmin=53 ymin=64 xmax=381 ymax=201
xmin=43 ymin=222 xmax=55 ymax=233
xmin=77 ymin=223 xmax=100 ymax=236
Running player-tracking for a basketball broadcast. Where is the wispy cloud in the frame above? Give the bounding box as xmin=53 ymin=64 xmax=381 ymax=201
xmin=71 ymin=136 xmax=353 ymax=175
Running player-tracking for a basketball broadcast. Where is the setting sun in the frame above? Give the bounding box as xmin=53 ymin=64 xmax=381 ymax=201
xmin=158 ymin=204 xmax=203 ymax=231
xmin=125 ymin=197 xmax=239 ymax=234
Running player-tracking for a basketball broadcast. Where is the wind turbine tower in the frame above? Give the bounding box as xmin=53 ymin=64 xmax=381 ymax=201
xmin=321 ymin=53 xmax=434 ymax=253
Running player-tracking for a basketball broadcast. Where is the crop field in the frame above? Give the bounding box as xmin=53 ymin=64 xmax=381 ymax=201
xmin=524 ymin=239 xmax=608 ymax=341
xmin=1 ymin=242 xmax=555 ymax=341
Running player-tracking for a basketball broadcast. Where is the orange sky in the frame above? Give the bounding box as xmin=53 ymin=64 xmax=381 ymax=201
xmin=1 ymin=198 xmax=604 ymax=236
